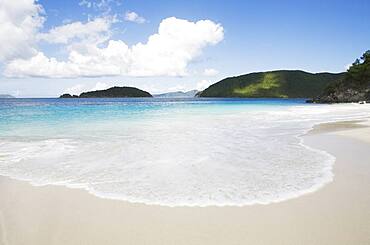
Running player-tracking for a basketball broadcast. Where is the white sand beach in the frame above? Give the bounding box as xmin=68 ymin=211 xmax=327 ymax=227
xmin=1 ymin=0 xmax=370 ymax=244
xmin=1 ymin=120 xmax=370 ymax=245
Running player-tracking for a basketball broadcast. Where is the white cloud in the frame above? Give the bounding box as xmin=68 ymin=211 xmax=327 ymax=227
xmin=38 ymin=17 xmax=113 ymax=44
xmin=196 ymin=79 xmax=213 ymax=91
xmin=203 ymin=68 xmax=219 ymax=76
xmin=0 ymin=0 xmax=44 ymax=61
xmin=79 ymin=0 xmax=115 ymax=13
xmin=124 ymin=11 xmax=146 ymax=24
xmin=64 ymin=84 xmax=85 ymax=95
xmin=4 ymin=17 xmax=224 ymax=78
xmin=91 ymin=81 xmax=109 ymax=91
xmin=127 ymin=17 xmax=224 ymax=76
xmin=79 ymin=0 xmax=92 ymax=8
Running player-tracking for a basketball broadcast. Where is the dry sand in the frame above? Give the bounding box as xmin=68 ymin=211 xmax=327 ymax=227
xmin=1 ymin=121 xmax=370 ymax=245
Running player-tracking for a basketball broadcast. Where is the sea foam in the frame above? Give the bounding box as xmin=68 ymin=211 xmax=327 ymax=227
xmin=0 ymin=99 xmax=369 ymax=206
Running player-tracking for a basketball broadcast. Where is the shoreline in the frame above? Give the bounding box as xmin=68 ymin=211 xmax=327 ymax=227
xmin=1 ymin=120 xmax=370 ymax=244
xmin=1 ymin=119 xmax=367 ymax=208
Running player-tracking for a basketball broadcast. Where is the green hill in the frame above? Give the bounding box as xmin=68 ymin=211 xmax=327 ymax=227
xmin=80 ymin=86 xmax=152 ymax=98
xmin=198 ymin=70 xmax=345 ymax=98
xmin=60 ymin=86 xmax=152 ymax=98
xmin=312 ymin=51 xmax=370 ymax=103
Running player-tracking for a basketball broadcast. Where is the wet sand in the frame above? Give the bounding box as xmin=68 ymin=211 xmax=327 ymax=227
xmin=1 ymin=121 xmax=370 ymax=245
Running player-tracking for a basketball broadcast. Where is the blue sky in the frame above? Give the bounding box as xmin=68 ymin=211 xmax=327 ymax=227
xmin=1 ymin=0 xmax=370 ymax=97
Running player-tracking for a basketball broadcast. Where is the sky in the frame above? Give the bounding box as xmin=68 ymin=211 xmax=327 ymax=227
xmin=0 ymin=0 xmax=369 ymax=97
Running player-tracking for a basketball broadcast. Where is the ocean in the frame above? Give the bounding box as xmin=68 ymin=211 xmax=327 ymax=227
xmin=0 ymin=98 xmax=369 ymax=206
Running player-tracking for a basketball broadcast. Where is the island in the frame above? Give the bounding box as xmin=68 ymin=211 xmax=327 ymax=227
xmin=154 ymin=90 xmax=198 ymax=98
xmin=0 ymin=94 xmax=15 ymax=99
xmin=60 ymin=94 xmax=79 ymax=98
xmin=60 ymin=86 xmax=152 ymax=98
xmin=58 ymin=50 xmax=370 ymax=103
xmin=310 ymin=51 xmax=370 ymax=103
xmin=197 ymin=70 xmax=344 ymax=98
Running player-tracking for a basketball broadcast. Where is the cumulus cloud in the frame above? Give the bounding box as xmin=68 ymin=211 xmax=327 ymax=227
xmin=196 ymin=79 xmax=213 ymax=91
xmin=38 ymin=17 xmax=113 ymax=44
xmin=4 ymin=17 xmax=224 ymax=78
xmin=0 ymin=0 xmax=44 ymax=61
xmin=124 ymin=11 xmax=146 ymax=24
xmin=127 ymin=17 xmax=224 ymax=76
xmin=203 ymin=68 xmax=219 ymax=76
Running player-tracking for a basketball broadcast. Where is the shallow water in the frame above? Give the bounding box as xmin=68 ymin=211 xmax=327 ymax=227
xmin=0 ymin=98 xmax=369 ymax=206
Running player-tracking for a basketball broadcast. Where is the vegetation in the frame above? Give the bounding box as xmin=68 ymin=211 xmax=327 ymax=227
xmin=198 ymin=70 xmax=344 ymax=98
xmin=60 ymin=94 xmax=78 ymax=98
xmin=347 ymin=50 xmax=370 ymax=87
xmin=313 ymin=51 xmax=370 ymax=103
xmin=60 ymin=86 xmax=152 ymax=98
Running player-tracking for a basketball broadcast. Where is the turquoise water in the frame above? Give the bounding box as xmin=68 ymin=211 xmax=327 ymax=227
xmin=0 ymin=98 xmax=305 ymax=135
xmin=0 ymin=98 xmax=369 ymax=206
xmin=0 ymin=98 xmax=306 ymax=139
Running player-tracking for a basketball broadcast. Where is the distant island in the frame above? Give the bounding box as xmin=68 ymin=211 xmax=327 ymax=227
xmin=60 ymin=86 xmax=152 ymax=98
xmin=198 ymin=70 xmax=344 ymax=98
xmin=0 ymin=94 xmax=15 ymax=99
xmin=311 ymin=51 xmax=370 ymax=103
xmin=58 ymin=51 xmax=369 ymax=103
xmin=60 ymin=94 xmax=79 ymax=98
xmin=154 ymin=90 xmax=198 ymax=98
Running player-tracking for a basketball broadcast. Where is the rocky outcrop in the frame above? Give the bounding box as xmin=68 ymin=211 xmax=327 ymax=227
xmin=309 ymin=50 xmax=370 ymax=103
xmin=310 ymin=87 xmax=370 ymax=103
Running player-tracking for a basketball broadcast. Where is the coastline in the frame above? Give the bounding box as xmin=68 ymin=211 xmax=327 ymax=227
xmin=1 ymin=120 xmax=370 ymax=244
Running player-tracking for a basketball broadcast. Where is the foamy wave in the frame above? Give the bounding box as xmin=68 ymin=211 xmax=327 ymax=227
xmin=0 ymin=101 xmax=369 ymax=207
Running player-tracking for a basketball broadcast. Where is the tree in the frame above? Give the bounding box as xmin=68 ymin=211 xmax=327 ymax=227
xmin=346 ymin=50 xmax=370 ymax=87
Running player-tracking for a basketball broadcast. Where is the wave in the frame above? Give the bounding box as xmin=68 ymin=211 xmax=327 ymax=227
xmin=0 ymin=101 xmax=369 ymax=207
